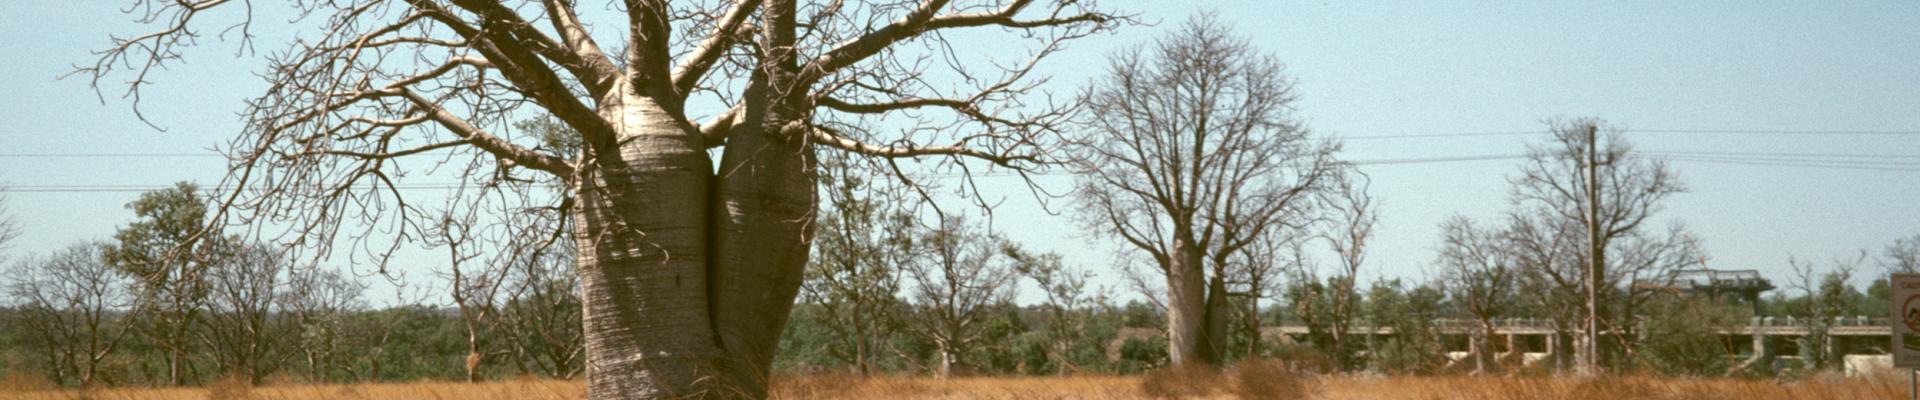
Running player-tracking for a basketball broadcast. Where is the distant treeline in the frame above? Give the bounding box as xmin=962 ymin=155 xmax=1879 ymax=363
xmin=0 ymin=182 xmax=1906 ymax=389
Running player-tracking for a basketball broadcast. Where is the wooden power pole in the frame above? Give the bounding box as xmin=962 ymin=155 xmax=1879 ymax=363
xmin=1582 ymin=124 xmax=1603 ymax=375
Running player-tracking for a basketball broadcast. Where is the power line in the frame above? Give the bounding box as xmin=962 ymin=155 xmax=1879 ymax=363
xmin=1635 ymin=150 xmax=1920 ymax=159
xmin=1340 ymin=128 xmax=1920 ymax=140
xmin=0 ymin=153 xmax=214 ymax=158
xmin=1342 ymin=131 xmax=1543 ymax=140
xmin=1647 ymin=156 xmax=1920 ymax=172
xmin=1347 ymin=154 xmax=1529 ymax=165
xmin=1628 ymin=129 xmax=1920 ymax=136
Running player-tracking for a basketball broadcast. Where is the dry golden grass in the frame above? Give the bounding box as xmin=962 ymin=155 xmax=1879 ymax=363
xmin=0 ymin=372 xmax=1901 ymax=400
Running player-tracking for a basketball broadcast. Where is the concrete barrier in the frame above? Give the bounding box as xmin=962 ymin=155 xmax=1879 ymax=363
xmin=1844 ymin=354 xmax=1892 ymax=378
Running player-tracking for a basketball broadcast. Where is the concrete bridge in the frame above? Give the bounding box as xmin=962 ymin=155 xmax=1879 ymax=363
xmin=1259 ymin=316 xmax=1890 ymax=370
xmin=1104 ymin=315 xmax=1889 ymax=370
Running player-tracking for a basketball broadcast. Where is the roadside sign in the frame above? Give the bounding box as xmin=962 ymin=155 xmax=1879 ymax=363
xmin=1894 ymin=274 xmax=1920 ymax=368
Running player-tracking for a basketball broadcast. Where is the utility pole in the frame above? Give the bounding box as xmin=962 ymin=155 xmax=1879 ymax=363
xmin=1582 ymin=124 xmax=1603 ymax=375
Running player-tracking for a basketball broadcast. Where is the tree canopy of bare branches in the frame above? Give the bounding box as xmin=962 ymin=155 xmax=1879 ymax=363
xmin=1506 ymin=117 xmax=1698 ymax=373
xmin=1433 ymin=216 xmax=1516 ymax=375
xmin=5 ymin=243 xmax=140 ymax=387
xmin=1885 ymin=234 xmax=1920 ymax=274
xmin=1070 ymin=15 xmax=1338 ymax=367
xmin=81 ymin=1 xmax=1121 ymax=397
xmin=801 ymin=154 xmax=913 ymax=377
xmin=0 ymin=191 xmax=18 ymax=258
xmin=903 ymin=216 xmax=1020 ymax=378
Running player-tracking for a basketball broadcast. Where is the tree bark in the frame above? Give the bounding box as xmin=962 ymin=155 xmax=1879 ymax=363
xmin=705 ymin=1 xmax=817 ymax=393
xmin=1203 ymin=275 xmax=1231 ymax=366
xmin=573 ymin=59 xmax=814 ymax=398
xmin=1165 ymin=237 xmax=1209 ymax=367
xmin=574 ymin=97 xmax=730 ymax=399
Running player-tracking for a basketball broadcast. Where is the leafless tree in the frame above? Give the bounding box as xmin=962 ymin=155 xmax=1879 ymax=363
xmin=433 ymin=216 xmax=517 ymax=383
xmin=281 ymin=263 xmax=366 ymax=383
xmin=1316 ymin=169 xmax=1375 ymax=370
xmin=0 ymin=192 xmax=19 ymax=259
xmin=801 ymin=154 xmax=912 ymax=378
xmin=82 ymin=1 xmax=1119 ymax=397
xmin=5 ymin=243 xmax=141 ymax=387
xmin=1885 ymin=234 xmax=1920 ymax=274
xmin=1071 ymin=15 xmax=1338 ymax=367
xmin=497 ymin=238 xmax=585 ymax=379
xmin=197 ymin=242 xmax=299 ymax=384
xmin=1509 ymin=117 xmax=1689 ymax=373
xmin=1433 ymin=216 xmax=1516 ymax=375
xmin=1006 ymin=244 xmax=1102 ymax=374
xmin=1785 ymin=253 xmax=1863 ymax=370
xmin=1222 ymin=224 xmax=1302 ymax=358
xmin=903 ymin=216 xmax=1019 ymax=378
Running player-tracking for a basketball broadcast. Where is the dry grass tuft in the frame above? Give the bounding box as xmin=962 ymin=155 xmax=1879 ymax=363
xmin=202 ymin=376 xmax=254 ymax=400
xmin=1231 ymin=359 xmax=1315 ymax=400
xmin=0 ymin=373 xmax=56 ymax=393
xmin=1138 ymin=364 xmax=1225 ymax=399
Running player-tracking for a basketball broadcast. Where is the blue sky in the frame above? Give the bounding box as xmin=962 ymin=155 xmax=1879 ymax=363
xmin=1 ymin=1 xmax=1916 ymax=304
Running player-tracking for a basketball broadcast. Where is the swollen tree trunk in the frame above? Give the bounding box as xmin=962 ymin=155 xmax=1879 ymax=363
xmin=573 ymin=55 xmax=815 ymax=399
xmin=1165 ymin=237 xmax=1209 ymax=367
xmin=707 ymin=2 xmax=816 ymax=394
xmin=574 ymin=98 xmax=731 ymax=398
xmin=1203 ymin=275 xmax=1230 ymax=366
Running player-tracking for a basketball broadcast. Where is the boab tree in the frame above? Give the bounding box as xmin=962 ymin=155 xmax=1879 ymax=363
xmin=82 ymin=1 xmax=1118 ymax=398
xmin=1070 ymin=16 xmax=1338 ymax=367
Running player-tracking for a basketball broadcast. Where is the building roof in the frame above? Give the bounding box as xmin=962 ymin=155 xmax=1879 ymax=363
xmin=1663 ymin=269 xmax=1775 ymax=292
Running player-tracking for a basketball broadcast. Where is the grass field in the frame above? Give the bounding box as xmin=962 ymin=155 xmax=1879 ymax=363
xmin=0 ymin=373 xmax=1903 ymax=400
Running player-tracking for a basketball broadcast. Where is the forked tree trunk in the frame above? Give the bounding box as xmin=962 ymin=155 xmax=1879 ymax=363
xmin=573 ymin=76 xmax=814 ymax=398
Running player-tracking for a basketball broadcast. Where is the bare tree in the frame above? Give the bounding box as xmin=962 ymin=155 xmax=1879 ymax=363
xmin=0 ymin=191 xmax=18 ymax=259
xmin=1318 ymin=170 xmax=1375 ymax=370
xmin=1886 ymin=234 xmax=1920 ymax=274
xmin=1509 ymin=118 xmax=1688 ymax=373
xmin=282 ymin=263 xmax=366 ymax=383
xmin=903 ymin=216 xmax=1019 ymax=378
xmin=433 ymin=216 xmax=516 ymax=383
xmin=1785 ymin=253 xmax=1863 ymax=371
xmin=5 ymin=243 xmax=140 ymax=387
xmin=197 ymin=242 xmax=299 ymax=384
xmin=1006 ymin=244 xmax=1103 ymax=374
xmin=801 ymin=155 xmax=912 ymax=377
xmin=1223 ymin=224 xmax=1302 ymax=358
xmin=1071 ymin=15 xmax=1338 ymax=367
xmin=1433 ymin=216 xmax=1516 ymax=375
xmin=498 ymin=239 xmax=585 ymax=379
xmin=82 ymin=1 xmax=1118 ymax=396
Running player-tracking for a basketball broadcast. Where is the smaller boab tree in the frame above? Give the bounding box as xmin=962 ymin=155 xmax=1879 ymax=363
xmin=1071 ymin=15 xmax=1338 ymax=367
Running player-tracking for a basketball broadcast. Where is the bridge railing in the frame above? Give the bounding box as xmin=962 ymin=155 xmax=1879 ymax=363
xmin=1749 ymin=316 xmax=1887 ymax=327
